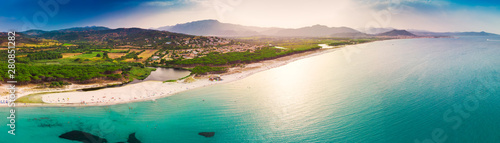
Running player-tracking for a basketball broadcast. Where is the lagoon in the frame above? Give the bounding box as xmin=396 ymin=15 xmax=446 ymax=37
xmin=129 ymin=67 xmax=191 ymax=84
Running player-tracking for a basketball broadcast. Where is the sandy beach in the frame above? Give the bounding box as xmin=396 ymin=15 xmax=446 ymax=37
xmin=1 ymin=47 xmax=340 ymax=107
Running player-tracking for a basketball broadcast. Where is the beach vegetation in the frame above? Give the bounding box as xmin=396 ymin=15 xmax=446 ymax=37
xmin=164 ymin=80 xmax=177 ymax=83
xmin=191 ymin=66 xmax=227 ymax=75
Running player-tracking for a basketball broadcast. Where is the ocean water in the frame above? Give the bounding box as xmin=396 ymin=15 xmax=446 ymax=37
xmin=1 ymin=36 xmax=500 ymax=142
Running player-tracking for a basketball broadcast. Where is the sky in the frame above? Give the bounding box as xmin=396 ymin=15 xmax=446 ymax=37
xmin=0 ymin=0 xmax=499 ymax=34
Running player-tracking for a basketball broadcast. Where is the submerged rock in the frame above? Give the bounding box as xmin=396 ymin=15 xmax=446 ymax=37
xmin=128 ymin=133 xmax=142 ymax=143
xmin=59 ymin=130 xmax=108 ymax=143
xmin=198 ymin=132 xmax=215 ymax=137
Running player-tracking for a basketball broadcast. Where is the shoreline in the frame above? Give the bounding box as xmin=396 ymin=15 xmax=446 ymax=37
xmin=1 ymin=47 xmax=342 ymax=107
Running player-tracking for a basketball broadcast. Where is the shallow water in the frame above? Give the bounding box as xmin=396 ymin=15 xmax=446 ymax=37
xmin=1 ymin=36 xmax=500 ymax=142
xmin=129 ymin=67 xmax=191 ymax=84
xmin=144 ymin=68 xmax=191 ymax=81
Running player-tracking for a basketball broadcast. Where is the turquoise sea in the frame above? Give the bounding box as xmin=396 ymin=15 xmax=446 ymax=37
xmin=2 ymin=36 xmax=500 ymax=142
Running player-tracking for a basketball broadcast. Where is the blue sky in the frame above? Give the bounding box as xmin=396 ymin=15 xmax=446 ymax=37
xmin=0 ymin=0 xmax=499 ymax=34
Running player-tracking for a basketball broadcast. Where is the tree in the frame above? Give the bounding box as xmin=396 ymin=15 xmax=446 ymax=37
xmin=103 ymin=52 xmax=109 ymax=59
xmin=96 ymin=53 xmax=101 ymax=57
xmin=26 ymin=51 xmax=63 ymax=60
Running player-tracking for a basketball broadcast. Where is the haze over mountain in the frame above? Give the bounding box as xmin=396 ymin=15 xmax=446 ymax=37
xmin=409 ymin=31 xmax=499 ymax=37
xmin=157 ymin=20 xmax=500 ymax=38
xmin=360 ymin=27 xmax=499 ymax=37
xmin=157 ymin=20 xmax=364 ymax=37
xmin=157 ymin=20 xmax=267 ymax=37
xmin=272 ymin=25 xmax=365 ymax=37
xmin=360 ymin=27 xmax=395 ymax=35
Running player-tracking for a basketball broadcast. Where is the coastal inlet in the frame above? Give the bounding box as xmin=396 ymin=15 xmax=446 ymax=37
xmin=129 ymin=67 xmax=191 ymax=84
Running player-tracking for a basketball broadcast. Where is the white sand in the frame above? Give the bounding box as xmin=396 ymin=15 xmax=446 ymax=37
xmin=3 ymin=48 xmax=338 ymax=107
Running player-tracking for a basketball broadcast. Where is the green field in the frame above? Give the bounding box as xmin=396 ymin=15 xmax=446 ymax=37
xmin=29 ymin=52 xmax=107 ymax=65
xmin=278 ymin=44 xmax=321 ymax=51
xmin=62 ymin=43 xmax=76 ymax=46
xmin=72 ymin=52 xmax=104 ymax=58
xmin=128 ymin=67 xmax=156 ymax=81
xmin=109 ymin=49 xmax=129 ymax=53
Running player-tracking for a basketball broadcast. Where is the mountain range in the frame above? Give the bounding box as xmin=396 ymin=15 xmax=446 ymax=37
xmin=157 ymin=19 xmax=364 ymax=37
xmin=410 ymin=31 xmax=499 ymax=37
xmin=23 ymin=26 xmax=111 ymax=36
xmin=377 ymin=30 xmax=417 ymax=37
xmin=17 ymin=20 xmax=499 ymax=39
xmin=156 ymin=19 xmax=499 ymax=37
xmin=13 ymin=26 xmax=200 ymax=48
xmin=362 ymin=27 xmax=498 ymax=37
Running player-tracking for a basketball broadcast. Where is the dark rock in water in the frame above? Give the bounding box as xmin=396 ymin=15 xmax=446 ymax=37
xmin=198 ymin=132 xmax=215 ymax=137
xmin=128 ymin=133 xmax=141 ymax=143
xmin=59 ymin=130 xmax=108 ymax=143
